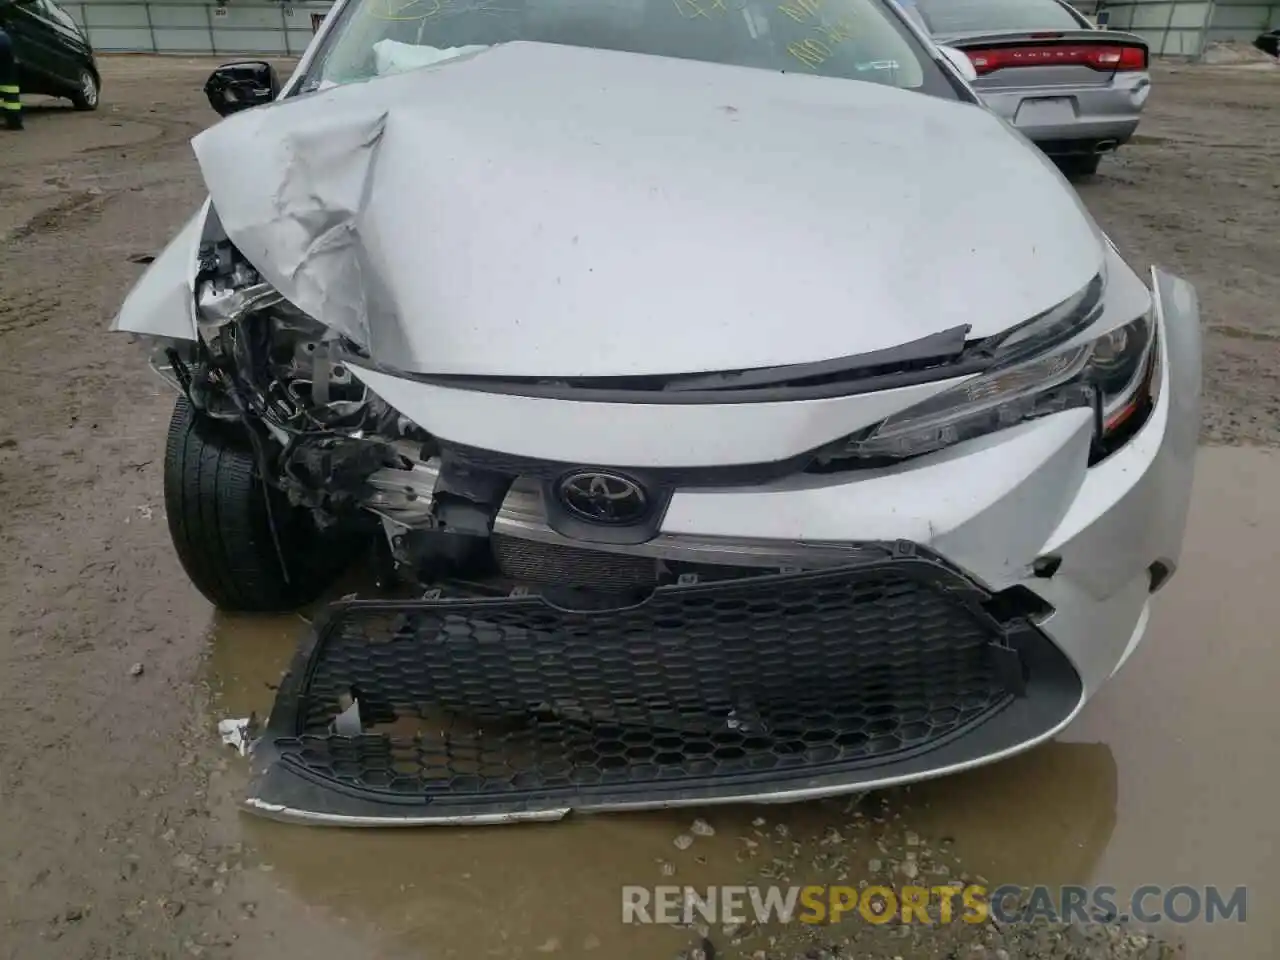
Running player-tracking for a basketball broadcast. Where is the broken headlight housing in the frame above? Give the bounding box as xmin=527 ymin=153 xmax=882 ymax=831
xmin=816 ymin=275 xmax=1158 ymax=467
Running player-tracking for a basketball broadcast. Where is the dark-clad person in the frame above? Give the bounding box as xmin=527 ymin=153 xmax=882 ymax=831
xmin=0 ymin=11 xmax=22 ymax=131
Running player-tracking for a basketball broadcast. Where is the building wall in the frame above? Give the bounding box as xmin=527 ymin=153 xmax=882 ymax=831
xmin=68 ymin=0 xmax=1280 ymax=58
xmin=1206 ymin=0 xmax=1280 ymax=42
xmin=68 ymin=0 xmax=334 ymax=55
xmin=1100 ymin=0 xmax=1214 ymax=55
xmin=1100 ymin=0 xmax=1279 ymax=55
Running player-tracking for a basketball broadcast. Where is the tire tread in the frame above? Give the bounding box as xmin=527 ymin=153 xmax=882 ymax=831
xmin=163 ymin=397 xmax=367 ymax=612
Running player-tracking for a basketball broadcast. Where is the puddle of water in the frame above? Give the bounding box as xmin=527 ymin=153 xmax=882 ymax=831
xmin=206 ymin=445 xmax=1279 ymax=959
xmin=909 ymin=445 xmax=1280 ymax=958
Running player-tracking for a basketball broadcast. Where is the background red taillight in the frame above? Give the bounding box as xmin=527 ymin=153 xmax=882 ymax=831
xmin=965 ymin=44 xmax=1148 ymax=75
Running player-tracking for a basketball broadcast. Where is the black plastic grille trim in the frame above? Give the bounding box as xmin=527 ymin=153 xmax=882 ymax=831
xmin=250 ymin=550 xmax=1073 ymax=817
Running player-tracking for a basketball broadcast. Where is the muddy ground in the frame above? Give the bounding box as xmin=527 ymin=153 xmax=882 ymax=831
xmin=1 ymin=56 xmax=1278 ymax=960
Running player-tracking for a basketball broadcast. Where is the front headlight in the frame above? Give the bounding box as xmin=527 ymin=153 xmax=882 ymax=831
xmin=814 ymin=309 xmax=1157 ymax=468
xmin=1090 ymin=314 xmax=1157 ymax=435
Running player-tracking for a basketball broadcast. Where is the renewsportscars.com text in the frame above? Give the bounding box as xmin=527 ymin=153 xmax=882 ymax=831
xmin=622 ymin=884 xmax=1247 ymax=926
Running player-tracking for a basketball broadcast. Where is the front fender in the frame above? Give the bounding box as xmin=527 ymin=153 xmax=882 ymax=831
xmin=111 ymin=198 xmax=212 ymax=341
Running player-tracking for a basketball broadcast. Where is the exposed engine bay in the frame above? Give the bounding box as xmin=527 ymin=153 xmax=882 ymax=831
xmin=164 ymin=238 xmax=828 ymax=602
xmin=165 ymin=238 xmax=529 ymax=589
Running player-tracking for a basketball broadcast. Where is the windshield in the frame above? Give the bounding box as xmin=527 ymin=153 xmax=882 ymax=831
xmin=300 ymin=0 xmax=956 ymax=97
xmin=913 ymin=0 xmax=1086 ymax=34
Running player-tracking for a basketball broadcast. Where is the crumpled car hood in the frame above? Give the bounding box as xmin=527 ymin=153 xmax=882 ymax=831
xmin=191 ymin=41 xmax=1104 ymax=378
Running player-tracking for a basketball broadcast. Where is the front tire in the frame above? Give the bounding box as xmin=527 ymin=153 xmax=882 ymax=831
xmin=163 ymin=397 xmax=371 ymax=612
xmin=70 ymin=68 xmax=99 ymax=111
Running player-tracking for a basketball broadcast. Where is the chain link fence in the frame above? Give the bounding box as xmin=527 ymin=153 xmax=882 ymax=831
xmin=65 ymin=0 xmax=334 ymax=55
xmin=64 ymin=0 xmax=1280 ymax=59
xmin=1094 ymin=0 xmax=1279 ymax=56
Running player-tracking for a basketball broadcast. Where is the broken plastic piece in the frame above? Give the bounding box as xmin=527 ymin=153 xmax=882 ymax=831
xmin=218 ymin=716 xmax=257 ymax=756
xmin=429 ymin=457 xmax=513 ymax=535
xmin=332 ymin=693 xmax=363 ymax=736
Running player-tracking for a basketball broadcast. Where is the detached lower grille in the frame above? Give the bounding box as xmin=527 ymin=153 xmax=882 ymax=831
xmin=243 ymin=546 xmax=1080 ymax=823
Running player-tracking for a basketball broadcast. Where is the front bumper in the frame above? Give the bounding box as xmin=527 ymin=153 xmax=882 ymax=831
xmin=244 ymin=268 xmax=1201 ymax=825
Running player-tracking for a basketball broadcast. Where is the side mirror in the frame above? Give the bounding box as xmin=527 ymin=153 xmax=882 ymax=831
xmin=1095 ymin=10 xmax=1111 ymax=28
xmin=937 ymin=44 xmax=978 ymax=83
xmin=204 ymin=60 xmax=280 ymax=117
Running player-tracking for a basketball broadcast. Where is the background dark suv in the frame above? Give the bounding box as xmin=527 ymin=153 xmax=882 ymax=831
xmin=0 ymin=0 xmax=100 ymax=110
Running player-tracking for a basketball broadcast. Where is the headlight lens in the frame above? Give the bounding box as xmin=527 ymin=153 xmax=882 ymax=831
xmin=1090 ymin=315 xmax=1155 ymax=433
xmin=815 ymin=311 xmax=1157 ymax=467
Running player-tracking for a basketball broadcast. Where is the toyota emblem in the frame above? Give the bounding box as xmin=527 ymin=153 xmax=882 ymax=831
xmin=555 ymin=471 xmax=650 ymax=525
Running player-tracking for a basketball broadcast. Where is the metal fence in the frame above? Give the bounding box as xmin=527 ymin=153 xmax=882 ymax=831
xmin=64 ymin=0 xmax=334 ymax=55
xmin=1201 ymin=0 xmax=1280 ymax=44
xmin=1098 ymin=0 xmax=1279 ymax=56
xmin=63 ymin=0 xmax=1280 ymax=58
xmin=1098 ymin=0 xmax=1215 ymax=55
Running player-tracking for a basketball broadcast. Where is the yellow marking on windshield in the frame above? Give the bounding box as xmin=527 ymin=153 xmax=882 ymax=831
xmin=777 ymin=0 xmax=860 ymax=70
xmin=777 ymin=0 xmax=822 ymax=23
xmin=368 ymin=0 xmax=442 ymax=21
xmin=672 ymin=0 xmax=729 ymax=18
xmin=787 ymin=37 xmax=832 ymax=67
xmin=814 ymin=18 xmax=856 ymax=43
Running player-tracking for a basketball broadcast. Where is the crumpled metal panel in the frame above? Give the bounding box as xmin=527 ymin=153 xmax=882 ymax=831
xmin=189 ymin=40 xmax=1104 ymax=379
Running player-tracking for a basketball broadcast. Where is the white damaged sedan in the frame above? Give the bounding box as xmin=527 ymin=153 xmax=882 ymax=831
xmin=114 ymin=0 xmax=1202 ymax=826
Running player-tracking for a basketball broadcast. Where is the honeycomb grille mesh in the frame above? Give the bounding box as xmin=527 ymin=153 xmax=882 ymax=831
xmin=277 ymin=562 xmax=1015 ymax=798
xmin=491 ymin=534 xmax=658 ymax=589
